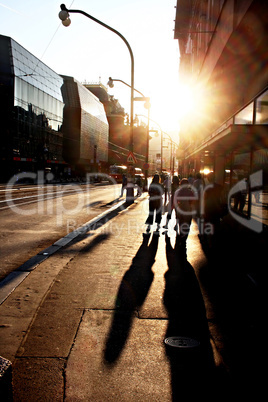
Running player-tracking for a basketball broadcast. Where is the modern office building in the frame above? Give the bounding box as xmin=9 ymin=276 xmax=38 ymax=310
xmin=0 ymin=35 xmax=109 ymax=181
xmin=174 ymin=0 xmax=268 ymax=224
xmin=0 ymin=34 xmax=65 ymax=181
xmin=61 ymin=77 xmax=108 ymax=175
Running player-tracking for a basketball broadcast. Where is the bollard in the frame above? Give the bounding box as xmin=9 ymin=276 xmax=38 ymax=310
xmin=0 ymin=356 xmax=12 ymax=401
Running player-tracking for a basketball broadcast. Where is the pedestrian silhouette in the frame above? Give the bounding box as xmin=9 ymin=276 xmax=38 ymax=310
xmin=121 ymin=174 xmax=127 ymax=197
xmin=204 ymin=172 xmax=225 ymax=231
xmin=135 ymin=174 xmax=142 ymax=196
xmin=145 ymin=174 xmax=164 ymax=232
xmin=163 ymin=174 xmax=171 ymax=206
xmin=233 ymin=174 xmax=247 ymax=213
xmin=165 ymin=175 xmax=180 ymax=228
xmin=174 ymin=178 xmax=194 ymax=248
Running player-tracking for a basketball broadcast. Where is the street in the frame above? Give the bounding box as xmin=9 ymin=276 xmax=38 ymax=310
xmin=0 ymin=182 xmax=123 ymax=281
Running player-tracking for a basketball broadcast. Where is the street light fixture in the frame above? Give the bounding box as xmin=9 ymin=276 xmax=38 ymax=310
xmin=107 ymin=77 xmax=150 ymax=108
xmin=107 ymin=77 xmax=151 ymax=190
xmin=58 ymin=9 xmax=71 ymax=26
xmin=136 ymin=116 xmax=179 ymax=175
xmin=137 ymin=116 xmax=163 ymax=173
xmin=58 ymin=4 xmax=135 ymax=200
xmin=107 ymin=77 xmax=114 ymax=88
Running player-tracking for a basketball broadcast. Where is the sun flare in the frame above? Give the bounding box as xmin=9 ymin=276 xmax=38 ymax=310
xmin=149 ymin=81 xmax=202 ymax=134
xmin=176 ymin=84 xmax=197 ymax=119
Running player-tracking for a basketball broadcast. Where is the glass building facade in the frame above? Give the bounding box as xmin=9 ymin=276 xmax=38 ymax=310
xmin=0 ymin=35 xmax=109 ymax=181
xmin=0 ymin=35 xmax=64 ymax=180
xmin=61 ymin=76 xmax=108 ymax=175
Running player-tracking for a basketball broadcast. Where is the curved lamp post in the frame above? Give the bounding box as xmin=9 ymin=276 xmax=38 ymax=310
xmin=59 ymin=4 xmax=135 ymax=199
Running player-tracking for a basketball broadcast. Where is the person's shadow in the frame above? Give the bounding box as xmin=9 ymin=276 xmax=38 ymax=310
xmin=164 ymin=234 xmax=221 ymax=400
xmin=104 ymin=233 xmax=159 ymax=364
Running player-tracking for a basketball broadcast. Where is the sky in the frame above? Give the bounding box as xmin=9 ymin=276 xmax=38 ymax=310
xmin=0 ymin=0 xmax=183 ymax=142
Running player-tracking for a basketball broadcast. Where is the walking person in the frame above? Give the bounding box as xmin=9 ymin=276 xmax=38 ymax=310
xmin=188 ymin=174 xmax=194 ymax=185
xmin=121 ymin=174 xmax=127 ymax=197
xmin=163 ymin=174 xmax=171 ymax=207
xmin=233 ymin=175 xmax=247 ymax=213
xmin=136 ymin=175 xmax=142 ymax=197
xmin=193 ymin=172 xmax=204 ymax=218
xmin=165 ymin=175 xmax=180 ymax=229
xmin=145 ymin=174 xmax=164 ymax=232
xmin=174 ymin=178 xmax=194 ymax=246
xmin=203 ymin=172 xmax=226 ymax=250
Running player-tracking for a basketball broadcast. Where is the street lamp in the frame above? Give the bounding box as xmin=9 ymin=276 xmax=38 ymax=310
xmin=107 ymin=77 xmax=150 ymax=190
xmin=162 ymin=132 xmax=179 ymax=176
xmin=107 ymin=77 xmax=149 ymax=105
xmin=58 ymin=8 xmax=71 ymax=26
xmin=136 ymin=116 xmax=179 ymax=176
xmin=137 ymin=116 xmax=163 ymax=173
xmin=58 ymin=4 xmax=135 ymax=200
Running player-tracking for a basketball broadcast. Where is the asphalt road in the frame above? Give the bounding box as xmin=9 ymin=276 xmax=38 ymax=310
xmin=0 ymin=182 xmax=123 ymax=281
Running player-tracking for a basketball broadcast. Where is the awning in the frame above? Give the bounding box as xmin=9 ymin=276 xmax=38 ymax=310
xmin=186 ymin=124 xmax=268 ymax=158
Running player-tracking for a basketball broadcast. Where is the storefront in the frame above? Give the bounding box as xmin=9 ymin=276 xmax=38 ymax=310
xmin=178 ymin=87 xmax=268 ymax=226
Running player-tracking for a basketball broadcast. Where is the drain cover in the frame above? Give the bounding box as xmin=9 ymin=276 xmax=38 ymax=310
xmin=164 ymin=336 xmax=200 ymax=349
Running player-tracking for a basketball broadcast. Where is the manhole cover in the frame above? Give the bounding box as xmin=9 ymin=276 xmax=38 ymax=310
xmin=164 ymin=336 xmax=200 ymax=349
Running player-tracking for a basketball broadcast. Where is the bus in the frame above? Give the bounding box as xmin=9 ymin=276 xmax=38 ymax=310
xmin=109 ymin=165 xmax=127 ymax=183
xmin=109 ymin=165 xmax=145 ymax=184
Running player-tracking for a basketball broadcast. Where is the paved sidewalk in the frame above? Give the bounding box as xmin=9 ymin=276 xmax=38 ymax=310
xmin=0 ymin=194 xmax=265 ymax=400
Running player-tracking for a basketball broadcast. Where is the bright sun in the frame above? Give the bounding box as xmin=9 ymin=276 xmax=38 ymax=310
xmin=176 ymin=84 xmax=197 ymax=118
xmin=149 ymin=82 xmax=199 ymax=133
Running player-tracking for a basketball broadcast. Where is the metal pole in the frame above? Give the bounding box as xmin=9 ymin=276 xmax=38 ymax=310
xmin=108 ymin=77 xmax=150 ymax=193
xmin=60 ymin=4 xmax=135 ymax=197
xmin=135 ymin=116 xmax=179 ymax=178
xmin=170 ymin=141 xmax=172 ymax=172
xmin=160 ymin=130 xmax=163 ymax=174
xmin=145 ymin=106 xmax=150 ymax=190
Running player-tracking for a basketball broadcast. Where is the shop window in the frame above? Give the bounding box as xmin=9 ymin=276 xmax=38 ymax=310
xmin=234 ymin=102 xmax=253 ymax=124
xmin=229 ymin=152 xmax=250 ymax=218
xmin=251 ymin=149 xmax=268 ymax=226
xmin=255 ymin=89 xmax=268 ymax=124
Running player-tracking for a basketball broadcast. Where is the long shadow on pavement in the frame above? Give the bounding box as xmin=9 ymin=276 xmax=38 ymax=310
xmin=164 ymin=234 xmax=227 ymax=400
xmin=104 ymin=232 xmax=159 ymax=364
xmin=197 ymin=216 xmax=267 ymax=399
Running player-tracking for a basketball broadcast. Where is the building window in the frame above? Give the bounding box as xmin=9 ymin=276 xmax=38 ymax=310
xmin=234 ymin=102 xmax=253 ymax=124
xmin=255 ymin=89 xmax=268 ymax=124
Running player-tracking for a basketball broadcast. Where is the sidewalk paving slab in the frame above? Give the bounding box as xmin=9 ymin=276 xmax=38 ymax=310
xmin=65 ymin=310 xmax=171 ymax=402
xmin=0 ymin=252 xmax=81 ymax=362
xmin=10 ymin=196 xmax=228 ymax=400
